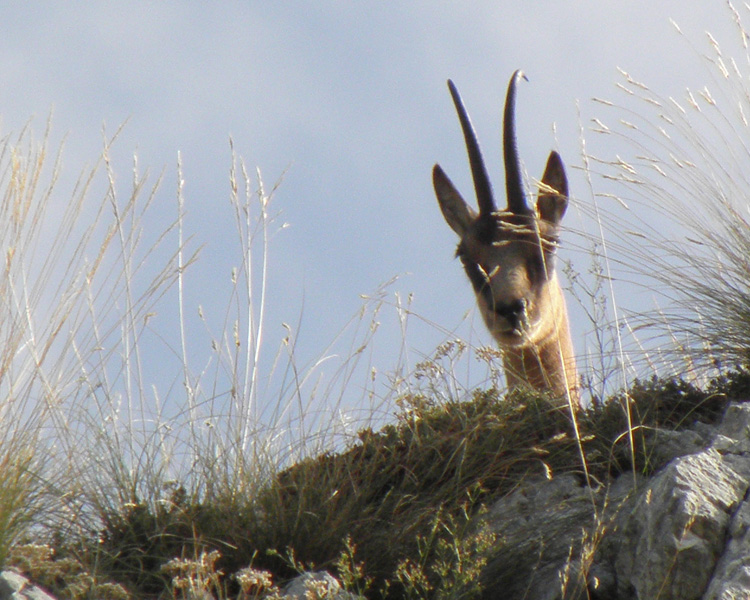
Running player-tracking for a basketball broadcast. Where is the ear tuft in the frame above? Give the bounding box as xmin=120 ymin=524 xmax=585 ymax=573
xmin=433 ymin=164 xmax=476 ymax=236
xmin=536 ymin=151 xmax=569 ymax=225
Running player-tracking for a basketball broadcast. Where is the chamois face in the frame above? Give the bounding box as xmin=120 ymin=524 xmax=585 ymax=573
xmin=432 ymin=71 xmax=570 ymax=349
xmin=454 ymin=208 xmax=562 ymax=346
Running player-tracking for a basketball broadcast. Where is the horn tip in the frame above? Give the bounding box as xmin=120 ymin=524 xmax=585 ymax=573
xmin=446 ymin=79 xmax=463 ymax=107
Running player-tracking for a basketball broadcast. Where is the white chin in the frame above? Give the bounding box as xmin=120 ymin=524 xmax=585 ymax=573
xmin=490 ymin=323 xmax=526 ymax=344
xmin=488 ymin=318 xmax=538 ymax=346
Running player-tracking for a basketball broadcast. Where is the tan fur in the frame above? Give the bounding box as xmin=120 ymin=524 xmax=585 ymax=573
xmin=497 ymin=273 xmax=578 ymax=402
xmin=433 ymin=72 xmax=580 ymax=407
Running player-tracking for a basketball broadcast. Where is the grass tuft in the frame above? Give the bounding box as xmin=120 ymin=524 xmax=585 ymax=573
xmin=586 ymin=3 xmax=750 ymax=380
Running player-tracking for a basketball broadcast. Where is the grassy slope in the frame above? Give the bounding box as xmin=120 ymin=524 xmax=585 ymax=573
xmin=9 ymin=369 xmax=743 ymax=600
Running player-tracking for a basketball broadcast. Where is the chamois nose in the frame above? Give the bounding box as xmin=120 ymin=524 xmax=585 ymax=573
xmin=494 ymin=299 xmax=527 ymax=329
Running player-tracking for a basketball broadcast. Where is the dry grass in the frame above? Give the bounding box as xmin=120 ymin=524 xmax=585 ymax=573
xmin=584 ymin=3 xmax=750 ymax=375
xmin=21 ymin=368 xmax=732 ymax=600
xmin=0 ymin=118 xmax=433 ymax=598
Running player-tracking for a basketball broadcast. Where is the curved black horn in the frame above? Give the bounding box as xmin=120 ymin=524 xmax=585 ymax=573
xmin=503 ymin=70 xmax=532 ymax=215
xmin=447 ymin=80 xmax=496 ymax=216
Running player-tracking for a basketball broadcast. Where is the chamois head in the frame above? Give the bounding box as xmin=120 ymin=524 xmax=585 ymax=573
xmin=433 ymin=71 xmax=576 ymax=401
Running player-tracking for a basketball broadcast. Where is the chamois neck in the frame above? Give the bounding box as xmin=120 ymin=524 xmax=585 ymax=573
xmin=502 ymin=323 xmax=579 ymax=407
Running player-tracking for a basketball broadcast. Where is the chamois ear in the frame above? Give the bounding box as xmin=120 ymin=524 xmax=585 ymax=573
xmin=433 ymin=164 xmax=477 ymax=236
xmin=536 ymin=151 xmax=569 ymax=226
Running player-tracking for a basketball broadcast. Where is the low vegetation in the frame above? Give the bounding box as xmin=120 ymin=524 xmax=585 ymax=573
xmin=5 ymin=366 xmax=745 ymax=600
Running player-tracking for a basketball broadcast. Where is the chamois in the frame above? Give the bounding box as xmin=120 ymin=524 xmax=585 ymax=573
xmin=433 ymin=71 xmax=579 ymax=406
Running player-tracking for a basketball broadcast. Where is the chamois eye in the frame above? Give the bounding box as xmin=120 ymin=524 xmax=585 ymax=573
xmin=463 ymin=260 xmax=489 ymax=293
xmin=527 ymin=255 xmax=544 ymax=279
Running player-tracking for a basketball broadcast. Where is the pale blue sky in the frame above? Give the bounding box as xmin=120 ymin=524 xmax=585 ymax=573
xmin=0 ymin=2 xmax=743 ymax=425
